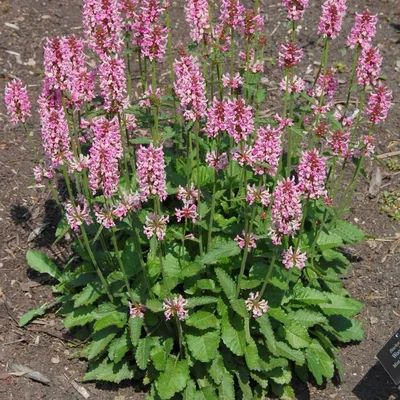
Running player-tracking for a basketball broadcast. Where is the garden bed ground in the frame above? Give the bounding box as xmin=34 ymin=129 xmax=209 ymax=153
xmin=0 ymin=0 xmax=399 ymax=399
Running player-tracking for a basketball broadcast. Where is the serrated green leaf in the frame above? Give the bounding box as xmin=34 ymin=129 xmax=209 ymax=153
xmin=319 ymin=293 xmax=363 ymax=316
xmin=245 ymin=340 xmax=261 ymax=371
xmin=257 ymin=314 xmax=277 ymax=354
xmin=200 ymin=242 xmax=241 ymax=265
xmin=219 ymin=374 xmax=235 ymax=400
xmin=331 ymin=220 xmax=365 ymax=244
xmin=267 ymin=366 xmax=292 ymax=385
xmin=230 ymin=299 xmax=249 ymax=318
xmin=129 ymin=316 xmax=143 ymax=347
xmin=221 ymin=314 xmax=246 ymax=356
xmin=284 ymin=321 xmax=311 ymax=349
xmin=83 ymin=358 xmax=133 ymax=383
xmin=156 ymin=357 xmax=190 ymax=399
xmin=108 ymin=331 xmax=129 ymax=363
xmin=195 ymin=387 xmax=217 ymax=400
xmin=88 ymin=327 xmax=118 ymax=360
xmin=187 ymin=330 xmax=220 ymax=362
xmin=215 ymin=268 xmax=236 ymax=300
xmin=209 ymin=353 xmax=228 ymax=385
xmin=183 ymin=379 xmax=197 ymax=400
xmin=306 ymin=340 xmax=334 ymax=384
xmin=317 ymin=231 xmax=343 ymax=251
xmin=64 ymin=305 xmax=96 ymax=328
xmin=19 ymin=305 xmax=46 ymax=327
xmin=150 ymin=338 xmax=173 ymax=371
xmin=326 ymin=315 xmax=364 ymax=343
xmin=136 ymin=337 xmax=156 ymax=370
xmin=186 ymin=311 xmax=219 ymax=330
xmin=93 ymin=309 xmax=127 ymax=331
xmin=292 ymin=287 xmax=328 ymax=305
xmin=287 ymin=309 xmax=328 ymax=327
xmin=26 ymin=250 xmax=61 ymax=280
xmin=146 ymin=299 xmax=163 ymax=312
xmin=275 ymin=341 xmax=305 ymax=365
xmin=73 ymin=281 xmax=103 ymax=307
xmin=187 ymin=296 xmax=218 ymax=308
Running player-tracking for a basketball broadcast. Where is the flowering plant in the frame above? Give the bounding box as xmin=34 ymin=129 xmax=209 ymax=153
xmin=8 ymin=0 xmax=392 ymax=399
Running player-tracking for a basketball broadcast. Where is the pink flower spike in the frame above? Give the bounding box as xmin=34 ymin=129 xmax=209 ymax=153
xmin=282 ymin=247 xmax=307 ymax=270
xmin=235 ymin=231 xmax=258 ymax=251
xmin=231 ymin=145 xmax=255 ymax=167
xmin=206 ymin=151 xmax=228 ymax=171
xmin=94 ymin=204 xmax=118 ymax=229
xmin=327 ymin=129 xmax=350 ymax=158
xmin=206 ymin=98 xmax=229 ymax=138
xmin=65 ymin=197 xmax=92 ymax=231
xmin=220 ymin=0 xmax=245 ymax=30
xmin=363 ymin=135 xmax=375 ymax=157
xmin=278 ymin=42 xmax=303 ymax=69
xmin=222 ymin=72 xmax=244 ymax=89
xmin=245 ymin=292 xmax=268 ymax=318
xmin=318 ymin=0 xmax=347 ymax=40
xmin=5 ymin=80 xmax=31 ymax=125
xmin=175 ymin=204 xmax=198 ymax=223
xmin=226 ymin=98 xmax=254 ymax=143
xmin=279 ymin=75 xmax=305 ymax=93
xmin=163 ymin=295 xmax=189 ymax=321
xmin=177 ymin=184 xmax=199 ymax=205
xmin=114 ymin=191 xmax=141 ymax=220
xmin=129 ymin=302 xmax=147 ymax=319
xmin=246 ymin=184 xmax=271 ymax=207
xmin=144 ymin=213 xmax=169 ymax=240
xmin=33 ymin=165 xmax=54 ymax=183
xmin=357 ymin=46 xmax=383 ymax=87
xmin=347 ymin=9 xmax=378 ymax=49
xmin=282 ymin=0 xmax=309 ymax=21
xmin=365 ymin=85 xmax=392 ymax=125
xmin=185 ymin=0 xmax=210 ymax=43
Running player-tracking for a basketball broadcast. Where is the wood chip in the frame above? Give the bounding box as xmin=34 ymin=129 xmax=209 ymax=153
xmin=10 ymin=363 xmax=51 ymax=385
xmin=70 ymin=380 xmax=90 ymax=399
xmin=0 ymin=371 xmax=26 ymax=379
xmin=368 ymin=167 xmax=382 ymax=198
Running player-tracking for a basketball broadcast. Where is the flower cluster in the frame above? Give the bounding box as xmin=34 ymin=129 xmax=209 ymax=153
xmin=5 ymin=80 xmax=31 ymax=125
xmin=185 ymin=0 xmax=209 ymax=43
xmin=318 ymin=0 xmax=347 ymax=40
xmin=65 ymin=196 xmax=92 ymax=231
xmin=357 ymin=46 xmax=382 ymax=87
xmin=282 ymin=0 xmax=309 ymax=21
xmin=226 ymin=98 xmax=254 ymax=143
xmin=129 ymin=302 xmax=147 ymax=319
xmin=175 ymin=184 xmax=199 ymax=223
xmin=144 ymin=213 xmax=169 ymax=240
xmin=235 ymin=231 xmax=258 ymax=251
xmin=163 ymin=295 xmax=188 ymax=321
xmin=270 ymin=178 xmax=302 ymax=245
xmin=314 ymin=67 xmax=338 ymax=99
xmin=366 ymin=85 xmax=392 ymax=125
xmin=206 ymin=99 xmax=228 ymax=138
xmin=206 ymin=151 xmax=229 ymax=171
xmin=136 ymin=144 xmax=167 ymax=202
xmin=278 ymin=42 xmax=303 ymax=69
xmin=88 ymin=117 xmax=122 ymax=198
xmin=282 ymin=247 xmax=307 ymax=270
xmin=246 ymin=184 xmax=271 ymax=207
xmin=327 ymin=129 xmax=350 ymax=158
xmin=222 ymin=73 xmax=244 ymax=89
xmin=246 ymin=292 xmax=268 ymax=318
xmin=347 ymin=9 xmax=378 ymax=49
xmin=220 ymin=0 xmax=245 ymax=30
xmin=174 ymin=53 xmax=207 ymax=121
xmin=298 ymin=150 xmax=327 ymax=199
xmin=115 ymin=191 xmax=141 ymax=219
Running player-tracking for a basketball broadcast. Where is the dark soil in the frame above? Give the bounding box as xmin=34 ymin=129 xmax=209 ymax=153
xmin=0 ymin=0 xmax=399 ymax=399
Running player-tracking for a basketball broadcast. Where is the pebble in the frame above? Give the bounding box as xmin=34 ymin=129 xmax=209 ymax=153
xmin=51 ymin=356 xmax=60 ymax=364
xmin=370 ymin=316 xmax=378 ymax=325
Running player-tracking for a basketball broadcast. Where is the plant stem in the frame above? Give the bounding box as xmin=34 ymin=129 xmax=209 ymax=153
xmin=194 ymin=120 xmax=203 ymax=256
xmin=343 ymin=46 xmax=360 ymax=118
xmin=257 ymin=251 xmax=277 ymax=300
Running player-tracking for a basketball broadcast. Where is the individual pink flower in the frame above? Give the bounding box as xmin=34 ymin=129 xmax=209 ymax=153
xmin=245 ymin=292 xmax=268 ymax=318
xmin=40 ymin=106 xmax=73 ymax=167
xmin=246 ymin=59 xmax=264 ymax=73
xmin=318 ymin=0 xmax=347 ymax=40
xmin=94 ymin=204 xmax=117 ymax=229
xmin=177 ymin=184 xmax=199 ymax=205
xmin=347 ymin=9 xmax=378 ymax=49
xmin=206 ymin=98 xmax=229 ymax=137
xmin=246 ymin=184 xmax=271 ymax=207
xmin=235 ymin=231 xmax=257 ymax=251
xmin=69 ymin=154 xmax=90 ymax=173
xmin=232 ymin=145 xmax=255 ymax=167
xmin=185 ymin=0 xmax=210 ymax=43
xmin=129 ymin=302 xmax=147 ymax=319
xmin=282 ymin=0 xmax=309 ymax=21
xmin=174 ymin=52 xmax=207 ymax=121
xmin=315 ymin=67 xmax=338 ymax=99
xmin=5 ymin=80 xmax=31 ymax=125
xmin=82 ymin=0 xmax=123 ymax=56
xmin=88 ymin=117 xmax=122 ymax=197
xmin=275 ymin=114 xmax=293 ymax=130
xmin=357 ymin=46 xmax=383 ymax=87
xmin=365 ymin=85 xmax=392 ymax=125
xmin=252 ymin=126 xmax=283 ymax=176
xmin=327 ymin=129 xmax=350 ymax=157
xmin=282 ymin=247 xmax=307 ymax=270
xmin=298 ymin=149 xmax=327 ymax=199
xmin=175 ymin=204 xmax=198 ymax=223
xmin=280 ymin=75 xmax=305 ymax=93
xmin=136 ymin=144 xmax=167 ymax=202
xmin=206 ymin=151 xmax=228 ymax=171
xmin=138 ymin=86 xmax=161 ymax=107
xmin=226 ymin=98 xmax=254 ymax=143
xmin=270 ymin=178 xmax=302 ymax=245
xmin=124 ymin=113 xmax=137 ymax=132
xmin=220 ymin=0 xmax=245 ymax=30
xmin=363 ymin=135 xmax=375 ymax=157
xmin=163 ymin=295 xmax=188 ymax=321
xmin=222 ymin=73 xmax=244 ymax=89
xmin=65 ymin=197 xmax=92 ymax=231
xmin=144 ymin=213 xmax=169 ymax=240
xmin=278 ymin=42 xmax=303 ymax=69
xmin=114 ymin=191 xmax=141 ymax=219
xmin=33 ymin=165 xmax=54 ymax=183
xmin=99 ymin=55 xmax=129 ymax=114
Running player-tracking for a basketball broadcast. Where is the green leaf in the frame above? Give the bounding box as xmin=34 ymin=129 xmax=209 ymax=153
xmin=257 ymin=314 xmax=277 ymax=354
xmin=275 ymin=341 xmax=305 ymax=365
xmin=83 ymin=358 xmax=133 ymax=383
xmin=319 ymin=293 xmax=363 ymax=316
xmin=156 ymin=357 xmax=190 ymax=399
xmin=317 ymin=231 xmax=343 ymax=251
xmin=187 ymin=296 xmax=218 ymax=308
xmin=150 ymin=338 xmax=173 ymax=371
xmin=209 ymin=353 xmax=228 ymax=385
xmin=73 ymin=281 xmax=103 ymax=307
xmin=287 ymin=309 xmax=328 ymax=327
xmin=186 ymin=330 xmax=220 ymax=362
xmin=200 ymin=242 xmax=241 ymax=265
xmin=245 ymin=340 xmax=262 ymax=371
xmin=306 ymin=340 xmax=334 ymax=384
xmin=93 ymin=309 xmax=127 ymax=332
xmin=186 ymin=311 xmax=219 ymax=330
xmin=267 ymin=366 xmax=292 ymax=385
xmin=219 ymin=374 xmax=235 ymax=400
xmin=88 ymin=327 xmax=118 ymax=360
xmin=326 ymin=315 xmax=364 ymax=343
xmin=19 ymin=305 xmax=46 ymax=327
xmin=64 ymin=305 xmax=96 ymax=328
xmin=215 ymin=268 xmax=236 ymax=300
xmin=331 ymin=220 xmax=365 ymax=244
xmin=129 ymin=317 xmax=144 ymax=347
xmin=135 ymin=337 xmax=156 ymax=370
xmin=284 ymin=321 xmax=311 ymax=349
xmin=108 ymin=331 xmax=129 ymax=363
xmin=146 ymin=299 xmax=163 ymax=312
xmin=230 ymin=299 xmax=249 ymax=318
xmin=195 ymin=387 xmax=217 ymax=400
xmin=26 ymin=250 xmax=61 ymax=280
xmin=292 ymin=287 xmax=328 ymax=305
xmin=221 ymin=314 xmax=246 ymax=356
